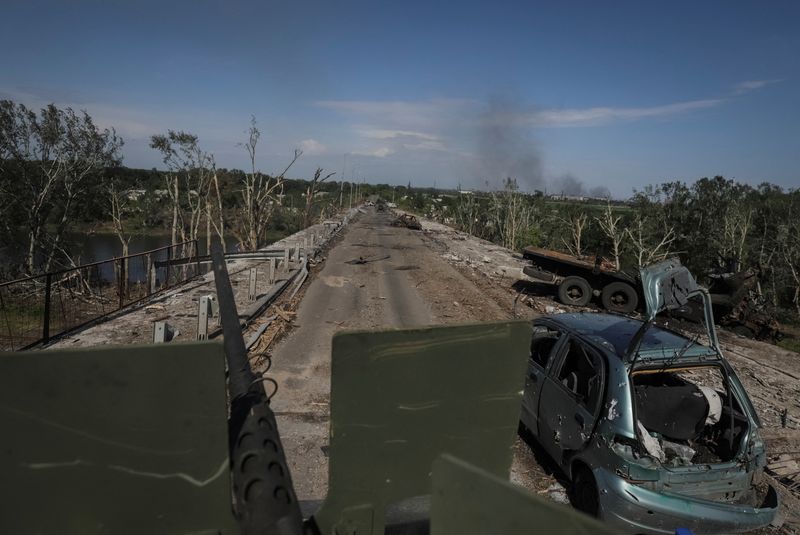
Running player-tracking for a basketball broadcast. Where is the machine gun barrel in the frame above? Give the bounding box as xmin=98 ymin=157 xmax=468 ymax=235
xmin=211 ymin=243 xmax=258 ymax=400
xmin=210 ymin=241 xmax=304 ymax=535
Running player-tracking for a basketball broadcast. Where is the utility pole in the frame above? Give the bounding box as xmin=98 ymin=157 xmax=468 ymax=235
xmin=351 ymin=165 xmax=358 ymax=206
xmin=340 ymin=153 xmax=347 ymax=209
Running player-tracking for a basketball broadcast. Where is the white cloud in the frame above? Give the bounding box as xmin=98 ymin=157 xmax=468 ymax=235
xmin=0 ymin=86 xmax=166 ymax=139
xmin=352 ymin=147 xmax=394 ymax=158
xmin=316 ymin=98 xmax=473 ymax=130
xmin=531 ymin=98 xmax=725 ymax=127
xmin=317 ymin=95 xmax=732 ymax=136
xmin=315 ymin=80 xmax=783 ymax=166
xmin=357 ymin=128 xmax=447 ymax=152
xmin=360 ymin=129 xmax=440 ymax=141
xmin=298 ymin=138 xmax=327 ymax=155
xmin=732 ymin=79 xmax=782 ymax=95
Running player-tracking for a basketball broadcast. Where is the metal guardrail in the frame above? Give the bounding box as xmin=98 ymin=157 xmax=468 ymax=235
xmin=0 ymin=240 xmax=201 ymax=351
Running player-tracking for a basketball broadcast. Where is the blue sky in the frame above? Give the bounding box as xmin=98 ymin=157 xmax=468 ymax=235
xmin=1 ymin=0 xmax=797 ymax=197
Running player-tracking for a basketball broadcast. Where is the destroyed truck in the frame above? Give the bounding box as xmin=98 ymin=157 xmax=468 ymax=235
xmin=521 ymin=259 xmax=778 ymax=534
xmin=522 ymin=246 xmax=640 ymax=314
xmin=522 ymin=247 xmax=784 ymax=342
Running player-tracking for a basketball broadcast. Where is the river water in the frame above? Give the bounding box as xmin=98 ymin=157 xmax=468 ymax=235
xmin=1 ymin=232 xmax=240 ymax=283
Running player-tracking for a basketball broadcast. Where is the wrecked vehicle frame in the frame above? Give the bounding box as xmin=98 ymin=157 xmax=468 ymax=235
xmin=520 ymin=259 xmax=778 ymax=534
xmin=521 ymin=246 xmax=641 ymax=314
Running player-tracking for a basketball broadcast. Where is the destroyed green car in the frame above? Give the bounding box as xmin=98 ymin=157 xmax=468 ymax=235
xmin=520 ymin=260 xmax=779 ymax=534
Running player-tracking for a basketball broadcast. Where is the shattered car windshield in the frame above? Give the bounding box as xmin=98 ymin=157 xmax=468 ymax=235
xmin=558 ymin=314 xmax=708 ymax=359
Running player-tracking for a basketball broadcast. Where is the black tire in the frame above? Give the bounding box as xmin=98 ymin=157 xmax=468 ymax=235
xmin=558 ymin=276 xmax=592 ymax=307
xmin=731 ymin=324 xmax=755 ymax=338
xmin=601 ymin=282 xmax=638 ymax=314
xmin=572 ymin=465 xmax=599 ymax=517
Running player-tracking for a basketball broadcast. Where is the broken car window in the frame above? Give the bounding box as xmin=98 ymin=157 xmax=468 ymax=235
xmin=556 ymin=340 xmax=603 ymax=413
xmin=530 ymin=325 xmax=562 ymax=369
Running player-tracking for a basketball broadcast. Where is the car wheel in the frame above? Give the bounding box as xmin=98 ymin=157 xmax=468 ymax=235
xmin=572 ymin=466 xmax=599 ymax=517
xmin=601 ymin=282 xmax=638 ymax=314
xmin=558 ymin=276 xmax=592 ymax=307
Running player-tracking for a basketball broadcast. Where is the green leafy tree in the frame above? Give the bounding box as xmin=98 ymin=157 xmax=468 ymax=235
xmin=0 ymin=100 xmax=122 ymax=273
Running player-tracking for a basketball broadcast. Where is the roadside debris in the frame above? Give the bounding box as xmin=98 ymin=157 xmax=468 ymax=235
xmin=345 ymin=255 xmax=390 ymax=265
xmin=273 ymin=306 xmax=296 ymax=323
xmin=391 ymin=213 xmax=422 ymax=230
xmin=707 ymin=269 xmax=782 ymax=341
xmin=540 ymin=482 xmax=570 ymax=505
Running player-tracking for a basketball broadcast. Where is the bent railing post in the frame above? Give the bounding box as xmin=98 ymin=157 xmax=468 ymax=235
xmin=43 ymin=273 xmax=52 ymax=345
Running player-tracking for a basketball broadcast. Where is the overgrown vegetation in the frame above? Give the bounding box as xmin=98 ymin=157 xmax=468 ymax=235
xmin=0 ymin=100 xmax=343 ymax=277
xmin=395 ymin=178 xmax=800 ymax=320
xmin=1 ymin=99 xmax=797 ymax=323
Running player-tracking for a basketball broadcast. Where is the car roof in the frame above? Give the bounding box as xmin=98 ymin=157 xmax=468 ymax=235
xmin=539 ymin=312 xmax=706 ymax=360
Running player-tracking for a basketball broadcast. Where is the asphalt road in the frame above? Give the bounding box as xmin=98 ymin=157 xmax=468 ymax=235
xmin=269 ymin=207 xmax=512 ymax=512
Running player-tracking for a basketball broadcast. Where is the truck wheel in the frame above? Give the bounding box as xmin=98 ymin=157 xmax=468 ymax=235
xmin=601 ymin=282 xmax=638 ymax=314
xmin=558 ymin=276 xmax=592 ymax=307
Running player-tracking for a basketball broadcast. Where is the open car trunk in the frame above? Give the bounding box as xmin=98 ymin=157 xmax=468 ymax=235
xmin=631 ymin=364 xmax=764 ymax=504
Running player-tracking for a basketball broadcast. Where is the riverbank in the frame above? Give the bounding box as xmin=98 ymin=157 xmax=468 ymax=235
xmin=46 ymin=210 xmax=356 ymax=349
xmin=0 ymin=227 xmax=293 ymax=282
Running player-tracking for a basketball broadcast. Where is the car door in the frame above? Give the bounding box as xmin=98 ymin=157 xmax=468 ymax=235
xmin=537 ymin=336 xmax=605 ymax=466
xmin=521 ymin=324 xmax=565 ymax=436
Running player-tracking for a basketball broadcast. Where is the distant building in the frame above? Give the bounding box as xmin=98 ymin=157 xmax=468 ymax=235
xmin=548 ymin=193 xmax=587 ymax=202
xmin=124 ymin=189 xmax=146 ymax=201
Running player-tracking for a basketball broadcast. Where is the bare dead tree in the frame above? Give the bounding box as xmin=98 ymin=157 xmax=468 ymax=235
xmin=455 ymin=187 xmax=481 ymax=237
xmin=108 ymin=180 xmax=132 ymax=258
xmin=777 ymin=220 xmax=800 ymax=315
xmin=150 ymin=131 xmax=214 ymax=257
xmin=205 ymin=167 xmax=224 ymax=250
xmin=304 ymin=168 xmax=336 ymax=228
xmin=559 ymin=211 xmax=588 ymax=257
xmin=489 ymin=178 xmax=534 ymax=250
xmin=108 ymin=179 xmax=133 ymax=297
xmin=626 ymin=215 xmax=677 ymax=268
xmin=721 ymin=204 xmax=754 ymax=266
xmin=595 ymin=201 xmax=625 ymax=270
xmin=234 ymin=117 xmax=302 ymax=250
